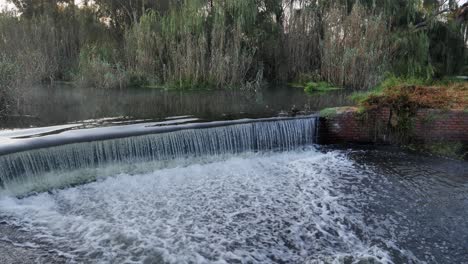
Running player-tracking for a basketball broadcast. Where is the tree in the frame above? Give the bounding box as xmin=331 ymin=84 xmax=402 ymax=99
xmin=92 ymin=0 xmax=173 ymax=31
xmin=9 ymin=0 xmax=74 ymax=18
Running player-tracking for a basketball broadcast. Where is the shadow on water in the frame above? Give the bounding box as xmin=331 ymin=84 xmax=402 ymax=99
xmin=1 ymin=84 xmax=353 ymax=129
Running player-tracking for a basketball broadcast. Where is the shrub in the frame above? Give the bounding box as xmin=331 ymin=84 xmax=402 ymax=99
xmin=281 ymin=6 xmax=321 ymax=81
xmin=350 ymin=75 xmax=430 ymax=104
xmin=320 ymin=4 xmax=392 ymax=90
xmin=0 ymin=56 xmax=17 ymax=115
xmin=75 ymin=45 xmax=129 ymax=89
xmin=125 ymin=0 xmax=261 ymax=89
xmin=304 ymin=82 xmax=341 ymax=93
xmin=392 ymin=31 xmax=434 ymax=79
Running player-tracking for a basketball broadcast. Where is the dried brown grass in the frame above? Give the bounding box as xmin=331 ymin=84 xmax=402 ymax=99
xmin=362 ymin=82 xmax=468 ymax=111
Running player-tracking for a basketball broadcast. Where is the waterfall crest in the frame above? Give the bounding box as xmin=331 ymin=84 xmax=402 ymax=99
xmin=0 ymin=117 xmax=318 ymax=195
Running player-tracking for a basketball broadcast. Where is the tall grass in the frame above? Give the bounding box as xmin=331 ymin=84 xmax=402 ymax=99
xmin=282 ymin=5 xmax=322 ymax=81
xmin=320 ymin=4 xmax=391 ymax=90
xmin=0 ymin=7 xmax=117 ymax=113
xmin=125 ymin=0 xmax=260 ymax=89
xmin=0 ymin=0 xmax=466 ymax=96
xmin=0 ymin=55 xmax=18 ymax=115
xmin=0 ymin=14 xmax=56 ymax=85
xmin=75 ymin=45 xmax=129 ymax=89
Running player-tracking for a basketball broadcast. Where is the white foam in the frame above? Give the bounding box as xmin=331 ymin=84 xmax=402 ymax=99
xmin=0 ymin=117 xmax=318 ymax=196
xmin=0 ymin=149 xmax=409 ymax=263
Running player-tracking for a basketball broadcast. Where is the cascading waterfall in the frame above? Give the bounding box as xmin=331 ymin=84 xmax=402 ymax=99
xmin=0 ymin=116 xmax=318 ymax=195
xmin=0 ymin=115 xmax=466 ymax=264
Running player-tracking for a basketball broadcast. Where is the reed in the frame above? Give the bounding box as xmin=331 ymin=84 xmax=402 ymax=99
xmin=0 ymin=0 xmax=466 ymax=95
xmin=125 ymin=0 xmax=260 ymax=89
xmin=320 ymin=4 xmax=391 ymax=90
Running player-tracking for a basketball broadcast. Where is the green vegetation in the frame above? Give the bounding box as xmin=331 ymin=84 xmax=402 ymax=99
xmin=349 ymin=75 xmax=431 ymax=104
xmin=304 ymin=82 xmax=342 ymax=93
xmin=0 ymin=0 xmax=467 ymax=114
xmin=319 ymin=107 xmax=357 ymax=118
xmin=319 ymin=108 xmax=340 ymax=119
xmin=356 ymin=77 xmax=467 ymax=111
xmin=291 ymin=80 xmax=342 ymax=93
xmin=350 ymin=76 xmax=467 ymax=145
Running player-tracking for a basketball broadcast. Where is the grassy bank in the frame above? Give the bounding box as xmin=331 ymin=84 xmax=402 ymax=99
xmin=320 ymin=76 xmax=468 ymax=159
xmin=352 ymin=76 xmax=467 ymax=115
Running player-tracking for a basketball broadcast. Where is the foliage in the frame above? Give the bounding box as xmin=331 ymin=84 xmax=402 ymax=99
xmin=428 ymin=21 xmax=467 ymax=77
xmin=75 ymin=45 xmax=129 ymax=89
xmin=375 ymin=75 xmax=430 ymax=90
xmin=361 ymin=81 xmax=468 ymax=111
xmin=279 ymin=5 xmax=321 ymax=82
xmin=350 ymin=75 xmax=431 ymax=104
xmin=0 ymin=0 xmax=467 ymax=94
xmin=321 ymin=4 xmax=392 ymax=90
xmin=9 ymin=0 xmax=74 ymax=18
xmin=0 ymin=55 xmax=18 ymax=115
xmin=319 ymin=108 xmax=339 ymax=118
xmin=125 ymin=0 xmax=260 ymax=89
xmin=357 ymin=85 xmax=464 ymax=144
xmin=304 ymin=82 xmax=341 ymax=93
xmin=0 ymin=6 xmax=112 ymax=82
xmin=353 ymin=77 xmax=468 ymax=144
xmin=392 ymin=31 xmax=434 ymax=79
xmin=92 ymin=0 xmax=173 ymax=32
xmin=319 ymin=106 xmax=360 ymax=118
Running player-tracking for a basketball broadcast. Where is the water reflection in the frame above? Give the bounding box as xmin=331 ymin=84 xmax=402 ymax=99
xmin=1 ymin=85 xmax=352 ymax=129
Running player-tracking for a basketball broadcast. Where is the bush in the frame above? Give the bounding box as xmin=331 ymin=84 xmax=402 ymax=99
xmin=392 ymin=31 xmax=434 ymax=79
xmin=304 ymin=82 xmax=341 ymax=93
xmin=75 ymin=45 xmax=129 ymax=89
xmin=1 ymin=1 xmax=466 ymax=92
xmin=350 ymin=75 xmax=430 ymax=104
xmin=0 ymin=56 xmax=16 ymax=87
xmin=320 ymin=4 xmax=391 ymax=90
xmin=125 ymin=0 xmax=261 ymax=89
xmin=0 ymin=56 xmax=17 ymax=115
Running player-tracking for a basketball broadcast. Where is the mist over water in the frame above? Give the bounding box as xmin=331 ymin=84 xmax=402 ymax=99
xmin=1 ymin=84 xmax=352 ymax=129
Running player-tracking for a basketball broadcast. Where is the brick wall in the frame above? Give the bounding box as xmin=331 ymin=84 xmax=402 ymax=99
xmin=319 ymin=107 xmax=468 ymax=144
xmin=414 ymin=109 xmax=468 ymax=142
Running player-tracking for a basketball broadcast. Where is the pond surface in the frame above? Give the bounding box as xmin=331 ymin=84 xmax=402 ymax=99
xmin=0 ymin=146 xmax=466 ymax=263
xmin=1 ymin=84 xmax=352 ymax=129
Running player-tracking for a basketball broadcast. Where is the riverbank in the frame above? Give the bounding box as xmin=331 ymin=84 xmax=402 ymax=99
xmin=318 ymin=82 xmax=468 ymax=160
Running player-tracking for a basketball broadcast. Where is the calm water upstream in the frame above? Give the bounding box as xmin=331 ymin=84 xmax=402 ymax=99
xmin=1 ymin=84 xmax=352 ymax=129
xmin=0 ymin=86 xmax=466 ymax=264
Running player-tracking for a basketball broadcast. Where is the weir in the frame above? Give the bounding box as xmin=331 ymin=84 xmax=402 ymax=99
xmin=0 ymin=116 xmax=318 ymax=194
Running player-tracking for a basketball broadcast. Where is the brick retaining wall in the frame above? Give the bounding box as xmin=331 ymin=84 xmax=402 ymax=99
xmin=414 ymin=109 xmax=468 ymax=142
xmin=318 ymin=107 xmax=468 ymax=144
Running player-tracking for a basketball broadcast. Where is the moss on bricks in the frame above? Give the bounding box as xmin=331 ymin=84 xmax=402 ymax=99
xmin=319 ymin=107 xmax=357 ymax=119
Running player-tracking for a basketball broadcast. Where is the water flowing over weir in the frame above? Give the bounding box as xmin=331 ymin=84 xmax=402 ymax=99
xmin=0 ymin=116 xmax=318 ymax=195
xmin=1 ymin=117 xmax=467 ymax=264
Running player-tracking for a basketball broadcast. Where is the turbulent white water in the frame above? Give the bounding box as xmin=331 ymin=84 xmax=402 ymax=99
xmin=1 ymin=117 xmax=464 ymax=263
xmin=0 ymin=118 xmax=317 ymax=196
xmin=0 ymin=148 xmax=402 ymax=264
